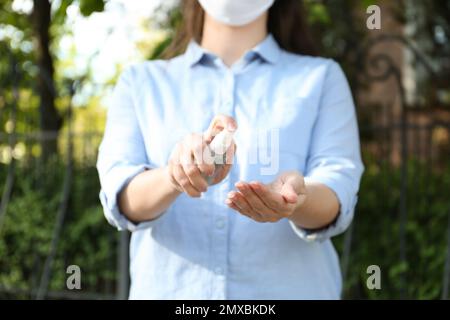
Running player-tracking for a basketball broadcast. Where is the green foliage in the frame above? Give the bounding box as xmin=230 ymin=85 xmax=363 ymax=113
xmin=1 ymin=155 xmax=449 ymax=299
xmin=79 ymin=0 xmax=106 ymax=17
xmin=0 ymin=0 xmax=108 ymax=136
xmin=0 ymin=160 xmax=117 ymax=298
xmin=334 ymin=158 xmax=450 ymax=299
xmin=305 ymin=0 xmax=331 ymax=24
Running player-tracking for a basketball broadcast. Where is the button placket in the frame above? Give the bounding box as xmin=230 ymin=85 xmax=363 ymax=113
xmin=210 ymin=67 xmax=237 ymax=299
xmin=215 ymin=217 xmax=225 ymax=230
xmin=221 ymin=71 xmax=235 ymax=115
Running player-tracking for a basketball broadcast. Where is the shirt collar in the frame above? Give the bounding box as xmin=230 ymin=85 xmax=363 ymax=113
xmin=185 ymin=40 xmax=207 ymax=67
xmin=251 ymin=34 xmax=281 ymax=65
xmin=185 ymin=34 xmax=281 ymax=67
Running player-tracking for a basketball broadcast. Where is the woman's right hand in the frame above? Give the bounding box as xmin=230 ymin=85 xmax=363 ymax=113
xmin=167 ymin=114 xmax=237 ymax=198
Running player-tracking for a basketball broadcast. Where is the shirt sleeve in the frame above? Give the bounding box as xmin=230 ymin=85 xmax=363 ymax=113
xmin=289 ymin=60 xmax=364 ymax=242
xmin=96 ymin=66 xmax=163 ymax=232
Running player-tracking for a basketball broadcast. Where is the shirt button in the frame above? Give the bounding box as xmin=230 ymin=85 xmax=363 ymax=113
xmin=215 ymin=218 xmax=225 ymax=229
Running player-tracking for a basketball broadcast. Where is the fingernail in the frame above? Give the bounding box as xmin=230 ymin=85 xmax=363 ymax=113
xmin=227 ymin=122 xmax=237 ymax=131
xmin=250 ymin=182 xmax=259 ymax=188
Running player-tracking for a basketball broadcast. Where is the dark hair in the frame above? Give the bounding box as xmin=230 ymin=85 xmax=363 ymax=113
xmin=163 ymin=0 xmax=318 ymax=58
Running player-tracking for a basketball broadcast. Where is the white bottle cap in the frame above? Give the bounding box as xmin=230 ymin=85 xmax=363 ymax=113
xmin=209 ymin=129 xmax=234 ymax=155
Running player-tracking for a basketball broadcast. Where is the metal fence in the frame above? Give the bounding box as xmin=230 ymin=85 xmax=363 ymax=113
xmin=0 ymin=35 xmax=449 ymax=299
xmin=341 ymin=34 xmax=450 ymax=299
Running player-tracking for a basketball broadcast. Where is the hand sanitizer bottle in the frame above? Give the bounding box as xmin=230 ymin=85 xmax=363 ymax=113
xmin=206 ymin=129 xmax=235 ymax=185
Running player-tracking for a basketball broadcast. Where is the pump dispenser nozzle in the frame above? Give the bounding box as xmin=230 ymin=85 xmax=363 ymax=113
xmin=205 ymin=129 xmax=235 ymax=185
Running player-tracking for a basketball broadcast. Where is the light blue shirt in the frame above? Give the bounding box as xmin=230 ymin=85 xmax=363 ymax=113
xmin=97 ymin=34 xmax=364 ymax=299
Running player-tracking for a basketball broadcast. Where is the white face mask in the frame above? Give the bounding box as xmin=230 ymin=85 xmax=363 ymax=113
xmin=198 ymin=0 xmax=275 ymax=26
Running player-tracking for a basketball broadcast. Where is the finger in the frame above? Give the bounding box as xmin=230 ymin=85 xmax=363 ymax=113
xmin=173 ymin=164 xmax=201 ymax=197
xmin=210 ymin=164 xmax=227 ymax=185
xmin=204 ymin=114 xmax=237 ymax=142
xmin=190 ymin=135 xmax=215 ymax=176
xmin=280 ymin=183 xmax=299 ymax=204
xmin=228 ymin=191 xmax=261 ymax=218
xmin=182 ymin=162 xmax=208 ymax=192
xmin=225 ymin=198 xmax=252 ymax=219
xmin=167 ymin=144 xmax=184 ymax=192
xmin=167 ymin=163 xmax=183 ymax=192
xmin=180 ymin=148 xmax=208 ymax=192
xmin=249 ymin=181 xmax=290 ymax=213
xmin=230 ymin=193 xmax=281 ymax=223
xmin=225 ymin=198 xmax=239 ymax=210
xmin=251 ymin=181 xmax=297 ymax=218
xmin=211 ymin=143 xmax=235 ymax=183
xmin=235 ymin=182 xmax=275 ymax=215
xmin=280 ymin=172 xmax=307 ymax=195
xmin=224 ymin=141 xmax=236 ymax=165
xmin=226 ymin=195 xmax=262 ymax=222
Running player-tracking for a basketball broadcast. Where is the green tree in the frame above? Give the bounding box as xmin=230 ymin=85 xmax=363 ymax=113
xmin=0 ymin=0 xmax=107 ymax=160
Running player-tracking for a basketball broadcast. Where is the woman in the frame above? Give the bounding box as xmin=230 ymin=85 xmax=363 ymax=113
xmin=97 ymin=0 xmax=364 ymax=299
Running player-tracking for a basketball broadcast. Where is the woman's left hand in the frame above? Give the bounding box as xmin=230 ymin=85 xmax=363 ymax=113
xmin=226 ymin=171 xmax=307 ymax=223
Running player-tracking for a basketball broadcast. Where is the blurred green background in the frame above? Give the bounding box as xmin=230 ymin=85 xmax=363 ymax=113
xmin=0 ymin=0 xmax=449 ymax=299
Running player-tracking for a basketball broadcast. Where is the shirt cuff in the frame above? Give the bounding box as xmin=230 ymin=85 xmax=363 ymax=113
xmin=289 ymin=176 xmax=358 ymax=242
xmin=99 ymin=164 xmax=166 ymax=232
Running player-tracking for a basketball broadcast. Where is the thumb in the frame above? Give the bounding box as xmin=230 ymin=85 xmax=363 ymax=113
xmin=280 ymin=173 xmax=306 ymax=204
xmin=204 ymin=114 xmax=237 ymax=142
xmin=280 ymin=182 xmax=298 ymax=204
